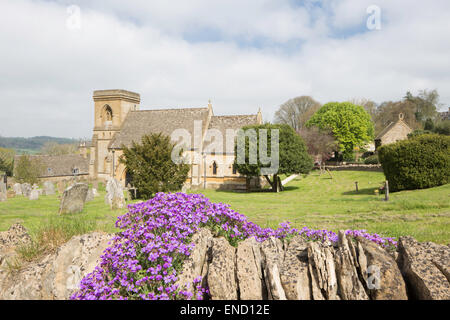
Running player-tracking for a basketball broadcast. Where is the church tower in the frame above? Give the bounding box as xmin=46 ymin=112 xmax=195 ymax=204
xmin=90 ymin=89 xmax=140 ymax=181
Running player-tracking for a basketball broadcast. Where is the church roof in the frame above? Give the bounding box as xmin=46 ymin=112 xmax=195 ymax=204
xmin=208 ymin=115 xmax=259 ymax=134
xmin=14 ymin=154 xmax=89 ymax=178
xmin=204 ymin=114 xmax=260 ymax=153
xmin=109 ymin=107 xmax=210 ymax=149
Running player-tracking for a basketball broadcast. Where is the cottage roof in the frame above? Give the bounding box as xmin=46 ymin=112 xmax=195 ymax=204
xmin=108 ymin=107 xmax=210 ymax=149
xmin=375 ymin=114 xmax=412 ymax=140
xmin=14 ymin=154 xmax=89 ymax=177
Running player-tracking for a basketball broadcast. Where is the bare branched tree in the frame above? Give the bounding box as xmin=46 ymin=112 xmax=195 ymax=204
xmin=274 ymin=96 xmax=321 ymax=131
xmin=349 ymin=98 xmax=378 ymax=121
xmin=297 ymin=127 xmax=338 ymax=172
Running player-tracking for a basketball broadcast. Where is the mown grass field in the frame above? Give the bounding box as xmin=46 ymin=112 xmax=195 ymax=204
xmin=0 ymin=187 xmax=131 ymax=237
xmin=0 ymin=171 xmax=449 ymax=244
xmin=191 ymin=171 xmax=450 ymax=244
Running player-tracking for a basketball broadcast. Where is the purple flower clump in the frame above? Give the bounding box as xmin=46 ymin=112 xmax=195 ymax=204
xmin=71 ymin=192 xmax=397 ymax=300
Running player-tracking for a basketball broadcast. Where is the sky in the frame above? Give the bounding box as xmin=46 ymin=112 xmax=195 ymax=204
xmin=0 ymin=0 xmax=449 ymax=139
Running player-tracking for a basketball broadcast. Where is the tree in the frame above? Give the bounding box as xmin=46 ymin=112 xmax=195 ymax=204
xmin=404 ymin=89 xmax=441 ymax=122
xmin=274 ymin=96 xmax=321 ymax=131
xmin=424 ymin=118 xmax=435 ymax=131
xmin=40 ymin=142 xmax=78 ymax=155
xmin=13 ymin=155 xmax=44 ymax=184
xmin=349 ymin=98 xmax=378 ymax=121
xmin=373 ymin=100 xmax=420 ymax=135
xmin=306 ymin=102 xmax=374 ymax=159
xmin=234 ymin=124 xmax=313 ymax=192
xmin=119 ymin=133 xmax=190 ymax=199
xmin=0 ymin=147 xmax=15 ymax=176
xmin=297 ymin=127 xmax=338 ymax=171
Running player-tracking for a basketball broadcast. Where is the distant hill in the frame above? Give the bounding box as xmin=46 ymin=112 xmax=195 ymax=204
xmin=0 ymin=136 xmax=79 ymax=154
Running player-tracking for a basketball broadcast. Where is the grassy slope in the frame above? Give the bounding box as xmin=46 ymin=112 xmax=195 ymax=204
xmin=0 ymin=171 xmax=448 ymax=244
xmin=0 ymin=190 xmax=131 ymax=236
xmin=190 ymin=171 xmax=450 ymax=244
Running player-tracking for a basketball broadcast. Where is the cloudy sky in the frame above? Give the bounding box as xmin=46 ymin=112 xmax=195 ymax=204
xmin=1 ymin=0 xmax=449 ymax=139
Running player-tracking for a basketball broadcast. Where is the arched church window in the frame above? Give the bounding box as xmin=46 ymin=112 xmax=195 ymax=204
xmin=101 ymin=105 xmax=113 ymax=124
xmin=212 ymin=161 xmax=218 ymax=175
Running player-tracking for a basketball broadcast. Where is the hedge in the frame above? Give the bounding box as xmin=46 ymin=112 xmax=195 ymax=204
xmin=378 ymin=134 xmax=450 ymax=192
xmin=364 ymin=154 xmax=379 ymax=165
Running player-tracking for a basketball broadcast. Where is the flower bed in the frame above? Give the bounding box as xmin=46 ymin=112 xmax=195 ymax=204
xmin=71 ymin=192 xmax=397 ymax=300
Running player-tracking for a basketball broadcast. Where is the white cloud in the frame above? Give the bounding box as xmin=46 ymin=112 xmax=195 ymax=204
xmin=0 ymin=0 xmax=449 ymax=138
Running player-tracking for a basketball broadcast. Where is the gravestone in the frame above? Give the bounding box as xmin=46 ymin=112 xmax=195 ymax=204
xmin=13 ymin=183 xmax=22 ymax=196
xmin=43 ymin=181 xmax=56 ymax=195
xmin=29 ymin=188 xmax=39 ymax=201
xmin=85 ymin=188 xmax=95 ymax=202
xmin=21 ymin=183 xmax=32 ymax=197
xmin=92 ymin=188 xmax=98 ymax=197
xmin=105 ymin=177 xmax=126 ymax=210
xmin=0 ymin=182 xmax=6 ymax=202
xmin=7 ymin=190 xmax=16 ymax=199
xmin=59 ymin=183 xmax=89 ymax=215
xmin=57 ymin=181 xmax=66 ymax=194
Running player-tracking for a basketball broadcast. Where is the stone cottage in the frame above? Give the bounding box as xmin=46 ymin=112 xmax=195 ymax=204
xmin=375 ymin=113 xmax=412 ymax=150
xmin=13 ymin=154 xmax=89 ymax=183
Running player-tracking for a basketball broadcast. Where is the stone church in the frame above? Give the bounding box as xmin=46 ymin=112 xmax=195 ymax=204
xmin=84 ymin=89 xmax=263 ymax=189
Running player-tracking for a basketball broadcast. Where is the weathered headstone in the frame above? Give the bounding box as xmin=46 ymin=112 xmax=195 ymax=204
xmin=85 ymin=188 xmax=95 ymax=202
xmin=29 ymin=189 xmax=39 ymax=201
xmin=104 ymin=178 xmax=125 ymax=210
xmin=13 ymin=183 xmax=22 ymax=196
xmin=43 ymin=181 xmax=55 ymax=196
xmin=57 ymin=181 xmax=66 ymax=194
xmin=0 ymin=182 xmax=7 ymax=202
xmin=7 ymin=190 xmax=16 ymax=199
xmin=92 ymin=188 xmax=98 ymax=197
xmin=59 ymin=183 xmax=89 ymax=215
xmin=21 ymin=183 xmax=32 ymax=197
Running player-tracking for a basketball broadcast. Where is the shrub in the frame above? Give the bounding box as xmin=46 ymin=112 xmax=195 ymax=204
xmin=120 ymin=133 xmax=190 ymax=199
xmin=364 ymin=154 xmax=379 ymax=165
xmin=378 ymin=134 xmax=450 ymax=191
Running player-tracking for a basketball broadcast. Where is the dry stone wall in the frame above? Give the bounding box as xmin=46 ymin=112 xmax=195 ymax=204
xmin=0 ymin=225 xmax=448 ymax=300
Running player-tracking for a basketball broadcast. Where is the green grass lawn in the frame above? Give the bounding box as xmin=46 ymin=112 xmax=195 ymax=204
xmin=190 ymin=171 xmax=450 ymax=244
xmin=0 ymin=190 xmax=132 ymax=236
xmin=1 ymin=171 xmax=449 ymax=244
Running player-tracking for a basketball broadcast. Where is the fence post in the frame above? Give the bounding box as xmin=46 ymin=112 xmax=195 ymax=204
xmin=384 ymin=180 xmax=389 ymax=201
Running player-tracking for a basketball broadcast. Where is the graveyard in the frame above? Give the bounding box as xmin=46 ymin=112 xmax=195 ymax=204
xmin=1 ymin=171 xmax=448 ymax=245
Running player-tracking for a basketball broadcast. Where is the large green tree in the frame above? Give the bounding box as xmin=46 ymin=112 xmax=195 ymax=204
xmin=120 ymin=133 xmax=190 ymax=199
xmin=13 ymin=155 xmax=43 ymax=184
xmin=0 ymin=147 xmax=15 ymax=176
xmin=306 ymin=102 xmax=374 ymax=158
xmin=234 ymin=123 xmax=313 ymax=192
